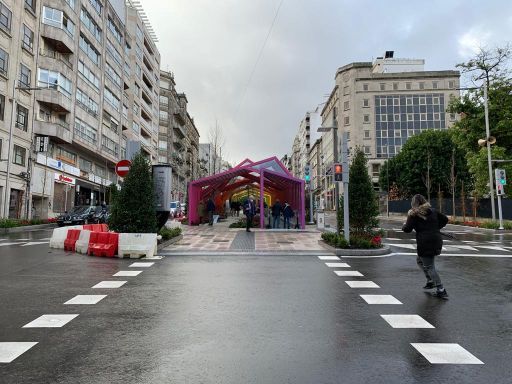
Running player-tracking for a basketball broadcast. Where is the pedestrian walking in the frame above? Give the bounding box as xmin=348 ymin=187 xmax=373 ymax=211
xmin=206 ymin=197 xmax=216 ymax=226
xmin=271 ymin=199 xmax=282 ymax=228
xmin=244 ymin=195 xmax=256 ymax=232
xmin=197 ymin=200 xmax=206 ymax=224
xmin=283 ymin=202 xmax=294 ymax=230
xmin=402 ymin=194 xmax=449 ymax=299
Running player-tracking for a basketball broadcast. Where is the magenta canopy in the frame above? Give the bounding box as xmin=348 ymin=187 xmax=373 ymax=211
xmin=188 ymin=156 xmax=306 ymax=229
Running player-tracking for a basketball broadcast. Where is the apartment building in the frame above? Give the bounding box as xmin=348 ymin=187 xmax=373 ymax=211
xmin=0 ymin=0 xmax=161 ymax=219
xmin=158 ymin=71 xmax=199 ymax=202
xmin=198 ymin=143 xmax=214 ymax=177
xmin=319 ymin=52 xmax=460 ymax=199
xmin=290 ymin=112 xmax=311 ymax=180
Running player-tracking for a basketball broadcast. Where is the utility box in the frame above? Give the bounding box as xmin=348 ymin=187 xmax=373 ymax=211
xmin=317 ymin=210 xmax=325 ymax=230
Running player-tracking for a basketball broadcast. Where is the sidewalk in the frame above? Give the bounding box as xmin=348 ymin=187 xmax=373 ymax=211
xmin=163 ymin=215 xmax=324 ymax=253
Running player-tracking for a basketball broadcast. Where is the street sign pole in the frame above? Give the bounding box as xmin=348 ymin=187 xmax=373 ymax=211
xmin=342 ymin=132 xmax=350 ymax=242
xmin=495 ymin=169 xmax=505 ymax=230
xmin=308 ymin=183 xmax=314 ymax=224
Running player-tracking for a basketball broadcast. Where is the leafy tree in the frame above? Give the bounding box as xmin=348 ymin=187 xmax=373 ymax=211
xmin=109 ymin=153 xmax=157 ymax=233
xmin=378 ymin=130 xmax=471 ymax=198
xmin=467 ymin=146 xmax=512 ymax=197
xmin=345 ymin=148 xmax=379 ymax=234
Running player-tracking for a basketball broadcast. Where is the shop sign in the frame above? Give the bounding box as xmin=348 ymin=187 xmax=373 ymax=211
xmin=54 ymin=173 xmax=76 ymax=185
xmin=62 ymin=163 xmax=80 ymax=176
xmin=37 ymin=154 xmax=80 ymax=176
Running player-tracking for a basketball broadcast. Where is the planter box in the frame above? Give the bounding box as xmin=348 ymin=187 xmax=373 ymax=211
xmin=318 ymin=240 xmax=391 ymax=256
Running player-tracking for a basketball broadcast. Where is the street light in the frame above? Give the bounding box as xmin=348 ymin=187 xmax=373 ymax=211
xmin=3 ymin=81 xmax=45 ymax=219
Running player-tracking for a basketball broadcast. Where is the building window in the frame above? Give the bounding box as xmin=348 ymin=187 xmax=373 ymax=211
xmin=363 ymin=114 xmax=370 ymax=123
xmin=74 ymin=117 xmax=97 ymax=145
xmin=22 ymin=25 xmax=34 ymax=51
xmin=25 ymin=0 xmax=36 ymax=12
xmin=394 ymin=114 xmax=400 ymax=121
xmin=80 ymin=7 xmax=102 ymax=42
xmin=159 ymin=95 xmax=168 ymax=106
xmin=136 ymin=24 xmax=143 ymax=41
xmin=0 ymin=47 xmax=8 ymax=76
xmin=104 ymin=87 xmax=120 ymax=111
xmin=380 ymin=98 xmax=387 ymax=107
xmin=106 ymin=39 xmax=122 ymax=67
xmin=0 ymin=1 xmax=12 ymax=33
xmin=0 ymin=94 xmax=4 ymax=120
xmin=381 ymin=114 xmax=387 ymax=122
xmin=393 ymin=83 xmax=398 ymax=90
xmin=132 ymin=121 xmax=139 ymax=134
xmin=419 ymin=96 xmax=426 ymax=105
xmin=381 ymin=130 xmax=388 ymax=138
xmin=343 ymin=101 xmax=349 ymax=110
xmin=448 ymin=80 xmax=455 ymax=89
xmin=395 ymin=145 xmax=402 ymax=153
xmin=364 ymin=146 xmax=370 ymax=154
xmin=407 ymin=113 xmax=413 ymax=121
xmin=421 ymin=113 xmax=427 ymax=121
xmin=406 ymin=82 xmax=412 ymax=90
xmin=394 ymin=129 xmax=401 ymax=137
xmin=406 ymin=97 xmax=412 ymax=105
xmin=42 ymin=7 xmax=74 ymax=36
xmin=419 ymin=82 xmax=425 ymax=90
xmin=450 ymin=113 xmax=456 ymax=121
xmin=380 ymin=83 xmax=386 ymax=91
xmin=13 ymin=145 xmax=26 ymax=166
xmin=159 ymin=110 xmax=168 ymax=120
xmin=158 ymin=140 xmax=167 ymax=150
xmin=135 ymin=44 xmax=142 ymax=60
xmin=80 ymin=34 xmax=100 ymax=65
xmin=105 ymin=62 xmax=122 ymax=88
xmin=364 ymin=130 xmax=370 ymax=139
xmin=393 ymin=97 xmax=399 ymax=106
xmin=101 ymin=135 xmax=119 ymax=157
xmin=16 ymin=105 xmax=29 ymax=131
xmin=158 ymin=155 xmax=167 ymax=163
xmin=88 ymin=0 xmax=102 ymax=15
xmin=79 ymin=157 xmax=92 ymax=172
xmin=343 ymin=86 xmax=349 ymax=95
xmin=363 ymin=98 xmax=369 ymax=107
xmin=363 ymin=83 xmax=369 ymax=91
xmin=344 ymin=116 xmax=349 ymax=125
xmin=433 ymin=96 xmax=440 ymax=105
xmin=133 ymin=103 xmax=139 ymax=116
xmin=78 ymin=60 xmax=100 ymax=89
xmin=102 ymin=113 xmax=119 ymax=134
xmin=37 ymin=68 xmax=72 ymax=96
xmin=434 ymin=113 xmax=440 ymax=120
xmin=56 ymin=146 xmax=76 ymax=164
xmin=107 ymin=18 xmax=122 ymax=44
xmin=19 ymin=64 xmax=31 ymax=87
xmin=432 ymin=81 xmax=438 ymax=89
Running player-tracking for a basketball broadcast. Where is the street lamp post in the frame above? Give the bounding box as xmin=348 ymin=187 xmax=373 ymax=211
xmin=483 ymin=84 xmax=496 ymax=220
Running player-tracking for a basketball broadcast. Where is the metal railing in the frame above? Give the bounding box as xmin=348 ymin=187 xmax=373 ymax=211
xmin=39 ymin=49 xmax=73 ymax=69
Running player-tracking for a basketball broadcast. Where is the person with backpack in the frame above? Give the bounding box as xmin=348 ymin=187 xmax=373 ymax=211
xmin=402 ymin=194 xmax=449 ymax=299
xmin=282 ymin=202 xmax=294 ymax=230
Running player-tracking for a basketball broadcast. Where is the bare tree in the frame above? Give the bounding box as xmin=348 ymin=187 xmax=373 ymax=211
xmin=456 ymin=45 xmax=511 ymax=89
xmin=208 ymin=120 xmax=226 ymax=174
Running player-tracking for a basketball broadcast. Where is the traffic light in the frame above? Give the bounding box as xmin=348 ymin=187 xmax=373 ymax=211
xmin=497 ymin=169 xmax=506 ymax=185
xmin=334 ymin=163 xmax=342 ymax=181
xmin=304 ymin=164 xmax=310 ymax=183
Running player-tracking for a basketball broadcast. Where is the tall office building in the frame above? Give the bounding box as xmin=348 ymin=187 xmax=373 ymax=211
xmin=0 ymin=0 xmax=161 ymax=219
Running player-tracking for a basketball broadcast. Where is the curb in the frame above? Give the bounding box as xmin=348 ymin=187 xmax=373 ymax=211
xmin=318 ymin=240 xmax=392 ymax=256
xmin=0 ymin=223 xmax=57 ymax=234
xmin=157 ymin=234 xmax=183 ymax=251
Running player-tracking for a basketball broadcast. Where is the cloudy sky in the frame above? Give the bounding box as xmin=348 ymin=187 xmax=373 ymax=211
xmin=141 ymin=0 xmax=512 ymax=165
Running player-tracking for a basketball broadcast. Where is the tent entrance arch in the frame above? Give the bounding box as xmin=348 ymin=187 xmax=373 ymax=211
xmin=188 ymin=157 xmax=306 ymax=229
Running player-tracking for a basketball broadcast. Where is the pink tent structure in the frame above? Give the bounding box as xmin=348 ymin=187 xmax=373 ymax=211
xmin=188 ymin=156 xmax=306 ymax=229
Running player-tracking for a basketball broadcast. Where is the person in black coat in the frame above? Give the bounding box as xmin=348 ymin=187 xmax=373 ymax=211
xmin=402 ymin=194 xmax=449 ymax=299
xmin=282 ymin=202 xmax=294 ymax=229
xmin=206 ymin=198 xmax=215 ymax=226
xmin=244 ymin=195 xmax=256 ymax=232
xmin=271 ymin=199 xmax=282 ymax=229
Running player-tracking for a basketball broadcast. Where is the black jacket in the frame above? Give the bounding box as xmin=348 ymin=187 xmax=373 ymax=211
xmin=402 ymin=208 xmax=448 ymax=257
xmin=271 ymin=202 xmax=282 ymax=217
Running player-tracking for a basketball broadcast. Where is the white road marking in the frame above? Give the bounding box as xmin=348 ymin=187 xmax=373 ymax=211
xmin=390 ymin=252 xmax=512 ymax=258
xmin=113 ymin=270 xmax=142 ymax=277
xmin=0 ymin=242 xmax=25 ymax=246
xmin=411 ymin=343 xmax=484 ymax=364
xmin=334 ymin=270 xmax=364 ymax=277
xmin=360 ymin=295 xmax=402 ymax=304
xmin=317 ymin=256 xmax=340 ymax=260
xmin=21 ymin=241 xmax=50 ymax=247
xmin=345 ymin=281 xmax=380 ymax=288
xmin=64 ymin=295 xmax=107 ymax=305
xmin=381 ymin=314 xmax=434 ymax=328
xmin=23 ymin=314 xmax=78 ymax=328
xmin=0 ymin=342 xmax=38 ymax=363
xmin=129 ymin=262 xmax=154 ymax=267
xmin=385 ymin=244 xmax=416 ymax=250
xmin=325 ymin=262 xmax=351 ymax=268
xmin=475 ymin=245 xmax=510 ymax=252
xmin=92 ymin=281 xmax=127 ymax=288
xmin=385 ymin=238 xmax=403 ymax=241
xmin=447 ymin=245 xmax=478 ymax=251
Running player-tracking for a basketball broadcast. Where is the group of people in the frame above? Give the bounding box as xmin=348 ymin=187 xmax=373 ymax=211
xmin=270 ymin=199 xmax=295 ymax=229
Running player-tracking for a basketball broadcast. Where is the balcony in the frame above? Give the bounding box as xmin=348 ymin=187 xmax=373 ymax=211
xmin=37 ymin=88 xmax=72 ymax=112
xmin=140 ymin=135 xmax=151 ymax=149
xmin=33 ymin=119 xmax=72 ymax=144
xmin=40 ymin=23 xmax=74 ymax=54
xmin=173 ymin=110 xmax=186 ymax=126
xmin=39 ymin=49 xmax=73 ymax=70
xmin=173 ymin=125 xmax=186 ymax=139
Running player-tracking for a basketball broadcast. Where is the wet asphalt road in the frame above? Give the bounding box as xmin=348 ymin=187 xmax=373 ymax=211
xmin=0 ymin=227 xmax=511 ymax=383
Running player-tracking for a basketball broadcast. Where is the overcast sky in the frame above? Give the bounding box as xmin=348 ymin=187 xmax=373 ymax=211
xmin=141 ymin=0 xmax=512 ymax=165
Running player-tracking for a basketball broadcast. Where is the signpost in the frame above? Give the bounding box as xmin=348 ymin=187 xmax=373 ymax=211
xmin=494 ymin=168 xmax=506 ymax=230
xmin=115 ymin=160 xmax=131 ymax=178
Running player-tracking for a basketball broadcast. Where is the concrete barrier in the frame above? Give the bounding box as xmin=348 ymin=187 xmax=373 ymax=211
xmin=75 ymin=230 xmax=92 ymax=254
xmin=49 ymin=225 xmax=83 ymax=249
xmin=118 ymin=233 xmax=158 ymax=259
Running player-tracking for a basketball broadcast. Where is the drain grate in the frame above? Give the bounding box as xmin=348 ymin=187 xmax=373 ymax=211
xmin=230 ymin=232 xmax=255 ymax=250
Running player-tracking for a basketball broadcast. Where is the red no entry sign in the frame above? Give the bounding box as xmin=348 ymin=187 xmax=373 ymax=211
xmin=115 ymin=159 xmax=131 ymax=177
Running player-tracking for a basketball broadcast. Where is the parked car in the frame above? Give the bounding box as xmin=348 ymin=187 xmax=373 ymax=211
xmin=56 ymin=206 xmax=86 ymax=227
xmin=170 ymin=201 xmax=181 ymax=217
xmin=70 ymin=205 xmax=102 ymax=225
xmin=93 ymin=205 xmax=110 ymax=224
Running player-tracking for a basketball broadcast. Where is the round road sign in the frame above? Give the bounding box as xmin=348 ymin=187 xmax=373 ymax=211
xmin=115 ymin=159 xmax=131 ymax=177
